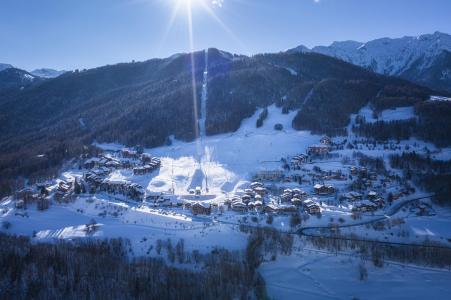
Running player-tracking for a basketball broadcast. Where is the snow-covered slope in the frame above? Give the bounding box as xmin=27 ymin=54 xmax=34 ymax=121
xmin=290 ymin=32 xmax=451 ymax=91
xmin=31 ymin=68 xmax=66 ymax=78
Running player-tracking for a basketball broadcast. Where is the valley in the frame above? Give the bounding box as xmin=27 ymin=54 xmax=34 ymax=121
xmin=2 ymin=98 xmax=451 ymax=299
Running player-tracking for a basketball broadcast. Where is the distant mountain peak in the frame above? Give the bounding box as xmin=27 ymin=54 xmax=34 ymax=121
xmin=289 ymin=32 xmax=451 ymax=92
xmin=31 ymin=68 xmax=66 ymax=78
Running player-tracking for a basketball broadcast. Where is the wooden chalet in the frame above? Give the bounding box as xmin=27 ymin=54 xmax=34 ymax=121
xmin=191 ymin=202 xmax=211 ymax=215
xmin=307 ymin=144 xmax=330 ymax=155
xmin=303 ymin=198 xmax=321 ymax=214
xmin=313 ymin=184 xmax=335 ymax=195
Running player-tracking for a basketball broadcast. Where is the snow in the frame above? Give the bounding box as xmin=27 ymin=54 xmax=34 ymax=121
xmin=98 ymin=104 xmax=319 ymax=201
xmin=260 ymin=249 xmax=451 ymax=300
xmin=370 ymin=106 xmax=416 ymax=123
xmin=198 ymin=50 xmax=208 ymax=139
xmin=30 ymin=68 xmax=66 ymax=78
xmin=284 ymin=67 xmax=298 ymax=76
xmin=430 ymin=95 xmax=451 ymax=102
xmin=292 ymin=32 xmax=451 ymax=76
xmin=0 ymin=195 xmax=247 ymax=256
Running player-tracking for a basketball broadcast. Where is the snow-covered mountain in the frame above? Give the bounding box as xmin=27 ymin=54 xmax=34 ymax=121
xmin=0 ymin=67 xmax=39 ymax=90
xmin=0 ymin=63 xmax=13 ymax=72
xmin=289 ymin=32 xmax=451 ymax=92
xmin=31 ymin=68 xmax=66 ymax=78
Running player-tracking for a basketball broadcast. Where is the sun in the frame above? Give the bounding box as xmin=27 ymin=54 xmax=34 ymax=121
xmin=174 ymin=0 xmax=205 ymax=9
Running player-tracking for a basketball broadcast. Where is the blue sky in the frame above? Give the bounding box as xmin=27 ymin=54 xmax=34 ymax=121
xmin=1 ymin=0 xmax=450 ymax=71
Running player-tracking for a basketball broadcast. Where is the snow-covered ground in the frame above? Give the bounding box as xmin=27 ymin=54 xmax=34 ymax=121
xmin=0 ymin=195 xmax=247 ymax=256
xmin=260 ymin=248 xmax=451 ymax=300
xmin=99 ymin=104 xmax=319 ymax=201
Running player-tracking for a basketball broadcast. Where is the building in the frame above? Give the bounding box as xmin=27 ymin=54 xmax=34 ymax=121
xmin=254 ymin=186 xmax=267 ymax=197
xmin=313 ymin=184 xmax=335 ymax=195
xmin=133 ymin=165 xmax=153 ymax=175
xmin=367 ymin=191 xmax=378 ymax=200
xmin=191 ymin=202 xmax=211 ymax=215
xmin=121 ymin=149 xmax=140 ymax=159
xmin=320 ymin=136 xmax=331 ymax=145
xmin=291 ymin=154 xmax=309 ymax=168
xmin=278 ymin=204 xmax=297 ymax=213
xmin=307 ymin=144 xmax=330 ymax=155
xmin=353 ymin=200 xmax=378 ymax=212
xmin=303 ymin=198 xmax=321 ymax=214
xmin=254 ymin=170 xmax=284 ymax=182
xmin=15 ymin=187 xmax=37 ymax=202
xmin=231 ymin=201 xmax=247 ymax=212
xmin=342 ymin=191 xmax=363 ymax=201
xmin=37 ymin=196 xmax=50 ymax=211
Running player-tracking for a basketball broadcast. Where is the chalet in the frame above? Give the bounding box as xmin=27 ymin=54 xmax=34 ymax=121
xmin=255 ymin=170 xmax=284 ymax=182
xmin=367 ymin=191 xmax=378 ymax=200
xmin=254 ymin=186 xmax=267 ymax=197
xmin=292 ymin=188 xmax=308 ymax=199
xmin=141 ymin=153 xmax=153 ymax=163
xmin=350 ymin=166 xmax=367 ymax=176
xmin=291 ymin=197 xmax=302 ymax=206
xmin=280 ymin=190 xmax=292 ymax=203
xmin=303 ymin=198 xmax=321 ymax=214
xmin=195 ymin=186 xmax=202 ymax=196
xmin=84 ymin=157 xmax=101 ymax=169
xmin=15 ymin=187 xmax=37 ymax=202
xmin=100 ymin=179 xmax=144 ymax=200
xmin=121 ymin=149 xmax=140 ymax=159
xmin=291 ymin=154 xmax=308 ymax=168
xmin=250 ymin=181 xmax=264 ymax=189
xmin=353 ymin=200 xmax=378 ymax=212
xmin=105 ymin=159 xmax=121 ymax=169
xmin=307 ymin=144 xmax=330 ymax=155
xmin=241 ymin=194 xmax=252 ymax=203
xmin=58 ymin=181 xmax=73 ymax=193
xmin=278 ymin=204 xmax=297 ymax=213
xmin=264 ymin=203 xmax=279 ymax=214
xmin=231 ymin=201 xmax=247 ymax=212
xmin=320 ymin=136 xmax=331 ymax=145
xmin=191 ymin=202 xmax=211 ymax=215
xmin=146 ymin=192 xmax=163 ymax=202
xmin=371 ymin=197 xmax=385 ymax=207
xmin=37 ymin=196 xmax=50 ymax=211
xmin=15 ymin=200 xmax=25 ymax=209
xmin=133 ymin=165 xmax=153 ymax=175
xmin=313 ymin=184 xmax=335 ymax=195
xmin=254 ymin=200 xmax=263 ymax=208
xmin=244 ymin=189 xmax=255 ymax=196
xmin=342 ymin=191 xmax=363 ymax=201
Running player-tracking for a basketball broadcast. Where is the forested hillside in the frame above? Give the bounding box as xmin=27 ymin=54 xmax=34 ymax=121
xmin=0 ymin=49 xmax=445 ymax=196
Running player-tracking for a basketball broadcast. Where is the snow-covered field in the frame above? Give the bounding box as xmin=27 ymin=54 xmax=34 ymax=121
xmin=260 ymin=248 xmax=451 ymax=300
xmin=0 ymin=196 xmax=247 ymax=256
xmin=99 ymin=104 xmax=320 ymax=201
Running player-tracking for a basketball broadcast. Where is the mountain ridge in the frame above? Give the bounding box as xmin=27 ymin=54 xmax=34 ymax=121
xmin=289 ymin=31 xmax=451 ymax=92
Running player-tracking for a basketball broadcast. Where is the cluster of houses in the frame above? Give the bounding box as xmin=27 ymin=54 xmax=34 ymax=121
xmin=133 ymin=155 xmax=161 ymax=175
xmin=307 ymin=136 xmax=332 ymax=156
xmin=228 ymin=182 xmax=267 ymax=212
xmin=14 ymin=184 xmax=51 ymax=211
xmin=99 ymin=179 xmax=145 ymax=200
xmin=278 ymin=188 xmax=321 ymax=214
xmin=340 ymin=190 xmax=385 ymax=212
xmin=80 ymin=149 xmax=162 ymax=200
